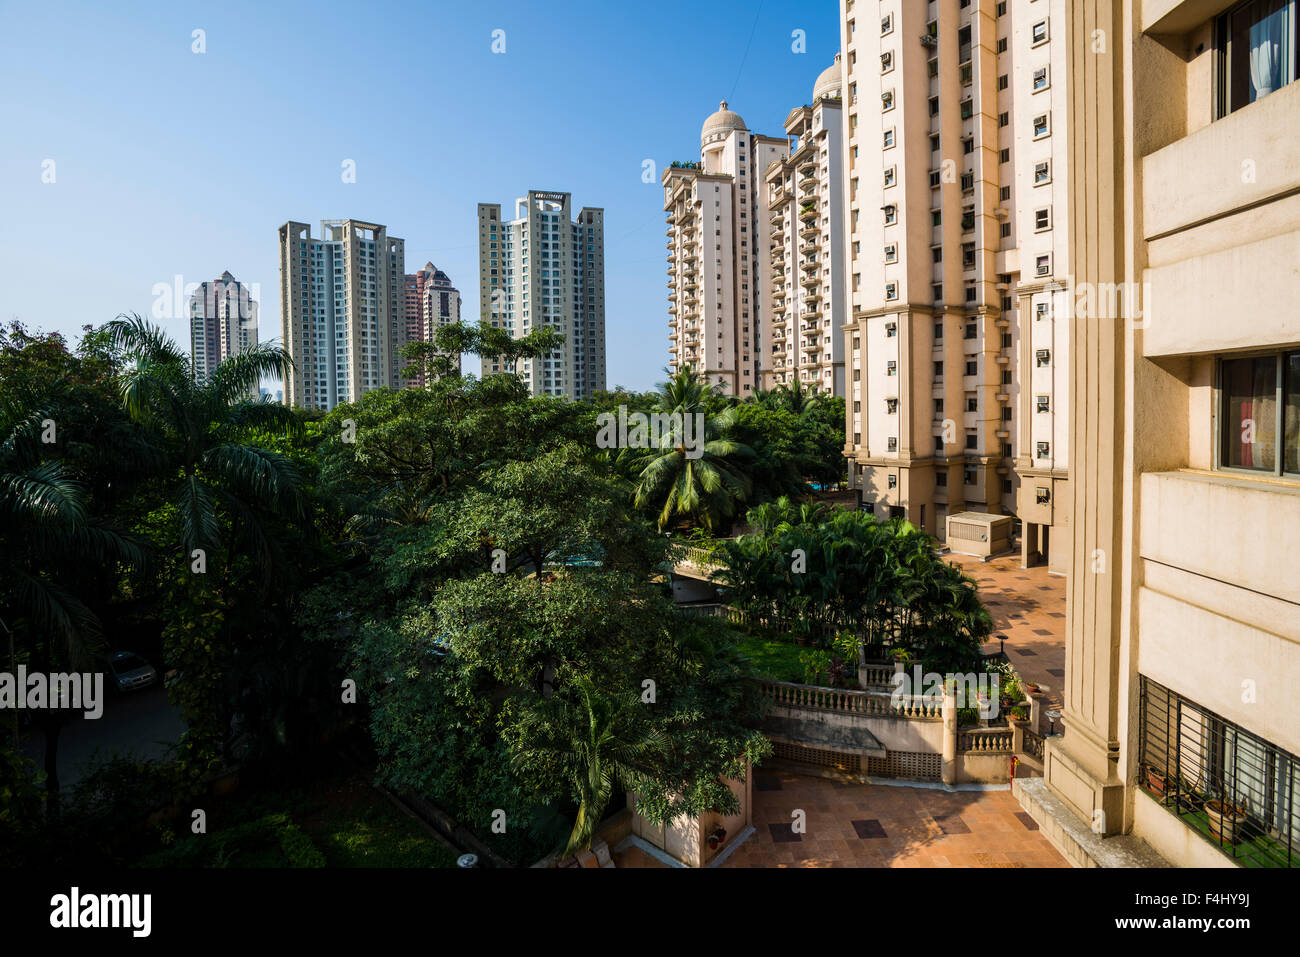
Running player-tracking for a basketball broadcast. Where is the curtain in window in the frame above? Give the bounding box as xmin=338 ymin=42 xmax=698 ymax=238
xmin=1248 ymin=0 xmax=1296 ymax=100
xmin=1223 ymin=356 xmax=1277 ymax=470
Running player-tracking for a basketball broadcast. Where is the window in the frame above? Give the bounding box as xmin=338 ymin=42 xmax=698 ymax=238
xmin=885 ymin=322 xmax=897 ymax=337
xmin=966 ymin=397 xmax=978 ymax=412
xmin=1000 ymin=185 xmax=1011 ymax=201
xmin=1036 ymin=487 xmax=1050 ymax=505
xmin=881 ymin=13 xmax=893 ymax=35
xmin=934 ymin=322 xmax=944 ymax=340
xmin=1032 ymin=20 xmax=1049 ymax=45
xmin=936 ymin=472 xmax=948 ymax=486
xmin=1000 ymin=148 xmax=1011 ymax=163
xmin=1037 ymin=395 xmax=1051 ymax=413
xmin=935 ymin=398 xmax=945 ymax=415
xmin=884 ymin=243 xmax=898 ymax=262
xmin=884 ymin=204 xmax=898 ymax=224
xmin=1219 ymin=351 xmax=1300 ymax=474
xmin=999 ymin=111 xmax=1010 ymax=127
xmin=882 ymin=89 xmax=895 ymax=110
xmin=961 ymin=171 xmax=975 ymax=191
xmin=881 ymin=51 xmax=894 ymax=73
xmin=998 ymin=74 xmax=1009 ymax=90
xmin=883 ymin=128 xmax=896 ymax=148
xmin=885 ymin=281 xmax=899 ymax=300
xmin=932 ymin=210 xmax=942 ymax=226
xmin=1036 ymin=441 xmax=1050 ymax=458
xmin=884 ymin=165 xmax=897 ymax=187
xmin=997 ymin=37 xmax=1008 ymax=54
xmin=1000 ymin=222 xmax=1013 ymax=238
xmin=887 ymin=360 xmax=898 ymax=375
xmin=1035 ymin=207 xmax=1052 ymax=231
xmin=1036 ymin=253 xmax=1052 ymax=276
xmin=964 ymin=321 xmax=977 ymax=340
xmin=996 ymin=1 xmax=1007 ymax=15
xmin=929 ymin=95 xmax=940 ymax=116
xmin=1033 ymin=112 xmax=1051 ymax=138
xmin=965 ymin=360 xmax=978 ymax=376
xmin=1036 ymin=302 xmax=1052 ymax=321
xmin=1034 ymin=160 xmax=1052 ymax=184
xmin=932 ymin=246 xmax=943 ymax=263
xmin=887 ymin=398 xmax=899 ymax=414
xmin=964 ymin=469 xmax=977 ymax=486
xmin=1036 ymin=348 xmax=1051 ymax=367
xmin=1033 ymin=66 xmax=1050 ymax=91
xmin=962 ymin=242 xmax=976 ymax=267
xmin=887 ymin=437 xmax=898 ymax=452
xmin=1217 ymin=0 xmax=1299 ymax=117
xmin=888 ymin=475 xmax=898 ymax=489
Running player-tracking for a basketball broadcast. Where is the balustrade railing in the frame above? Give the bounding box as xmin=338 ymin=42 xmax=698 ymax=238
xmin=755 ymin=678 xmax=942 ymax=719
xmin=958 ymin=728 xmax=1014 ymax=753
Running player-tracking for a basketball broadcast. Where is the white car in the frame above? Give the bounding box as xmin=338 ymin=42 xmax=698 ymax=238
xmin=106 ymin=652 xmax=158 ymax=692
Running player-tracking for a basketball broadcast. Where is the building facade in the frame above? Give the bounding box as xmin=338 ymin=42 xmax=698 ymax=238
xmin=477 ymin=191 xmax=606 ymax=399
xmin=278 ymin=219 xmax=406 ymax=411
xmin=664 ymin=102 xmax=788 ymax=397
xmin=188 ymin=270 xmax=258 ymax=394
xmin=838 ymin=0 xmax=1071 ymax=569
xmin=404 ymin=261 xmax=462 ymax=386
xmin=764 ymin=58 xmax=848 ymax=396
xmin=1019 ymin=0 xmax=1300 ymax=870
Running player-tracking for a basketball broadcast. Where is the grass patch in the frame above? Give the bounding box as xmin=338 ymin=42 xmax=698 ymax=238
xmin=142 ymin=772 xmax=459 ymax=868
xmin=737 ymin=635 xmax=805 ymax=683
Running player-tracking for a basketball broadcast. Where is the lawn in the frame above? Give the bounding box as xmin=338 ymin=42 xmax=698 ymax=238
xmin=143 ymin=772 xmax=460 ymax=868
xmin=737 ymin=634 xmax=806 ymax=684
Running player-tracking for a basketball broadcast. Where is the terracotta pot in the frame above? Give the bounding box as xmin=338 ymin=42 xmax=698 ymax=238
xmin=1145 ymin=768 xmax=1168 ymax=796
xmin=1206 ymin=800 xmax=1247 ymax=844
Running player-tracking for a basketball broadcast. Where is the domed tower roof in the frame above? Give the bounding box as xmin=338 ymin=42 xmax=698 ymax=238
xmin=813 ymin=54 xmax=843 ymax=101
xmin=701 ymin=100 xmax=746 ymax=146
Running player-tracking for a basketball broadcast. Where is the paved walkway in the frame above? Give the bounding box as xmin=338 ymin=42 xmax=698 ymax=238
xmin=722 ymin=770 xmax=1068 ymax=867
xmin=948 ymin=553 xmax=1067 ymax=718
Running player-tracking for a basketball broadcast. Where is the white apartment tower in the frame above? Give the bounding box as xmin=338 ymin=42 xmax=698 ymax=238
xmin=278 ymin=219 xmax=406 ymax=411
xmin=189 ymin=270 xmax=258 ymax=394
xmin=477 ymin=191 xmax=606 ymax=399
xmin=664 ymin=102 xmax=788 ymax=396
xmin=764 ymin=58 xmax=849 ymax=396
xmin=839 ymin=0 xmax=1071 ymax=570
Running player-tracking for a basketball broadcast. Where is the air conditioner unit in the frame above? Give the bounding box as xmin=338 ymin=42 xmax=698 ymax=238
xmin=1036 ymin=487 xmax=1050 ymax=504
xmin=1036 ymin=441 xmax=1050 ymax=457
xmin=1037 ymin=262 xmax=1051 ymax=276
xmin=920 ymin=34 xmax=938 ymax=47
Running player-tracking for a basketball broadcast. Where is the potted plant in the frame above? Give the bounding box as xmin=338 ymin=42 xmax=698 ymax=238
xmin=1009 ymin=705 xmax=1029 ymax=722
xmin=1206 ymin=798 xmax=1248 ymax=844
xmin=1144 ymin=766 xmax=1168 ymax=796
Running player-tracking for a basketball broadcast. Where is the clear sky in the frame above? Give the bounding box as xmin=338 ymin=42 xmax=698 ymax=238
xmin=0 ymin=0 xmax=839 ymax=392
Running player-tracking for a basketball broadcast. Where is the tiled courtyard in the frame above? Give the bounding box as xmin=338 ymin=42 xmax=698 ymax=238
xmin=722 ymin=770 xmax=1068 ymax=868
xmin=948 ymin=552 xmax=1067 ymax=715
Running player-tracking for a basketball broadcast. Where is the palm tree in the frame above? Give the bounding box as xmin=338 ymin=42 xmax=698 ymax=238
xmin=512 ymin=676 xmax=664 ymax=859
xmin=0 ymin=396 xmax=145 ymax=811
xmin=104 ymin=314 xmax=305 ymax=577
xmin=630 ymin=366 xmax=755 ymax=532
xmin=763 ymin=377 xmax=825 ymax=416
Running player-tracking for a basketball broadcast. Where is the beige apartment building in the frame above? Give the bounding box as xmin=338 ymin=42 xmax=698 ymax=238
xmin=764 ymin=58 xmax=849 ymax=396
xmin=664 ymin=104 xmax=788 ymax=397
xmin=478 ymin=191 xmax=606 ymax=399
xmin=839 ymin=0 xmax=1072 ymax=570
xmin=189 ymin=270 xmax=258 ymax=396
xmin=278 ymin=219 xmax=406 ymax=411
xmin=1016 ymin=0 xmax=1300 ymax=869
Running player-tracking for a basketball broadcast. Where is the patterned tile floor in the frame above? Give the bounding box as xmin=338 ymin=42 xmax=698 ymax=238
xmin=948 ymin=553 xmax=1067 ymax=718
xmin=721 ymin=772 xmax=1068 ymax=868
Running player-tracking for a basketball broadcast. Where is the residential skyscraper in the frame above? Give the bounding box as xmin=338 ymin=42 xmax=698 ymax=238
xmin=278 ymin=219 xmax=406 ymax=411
xmin=404 ymin=262 xmax=462 ymax=387
xmin=477 ymin=191 xmax=606 ymax=399
xmin=838 ymin=0 xmax=1071 ymax=569
xmin=764 ymin=58 xmax=848 ymax=395
xmin=1015 ymin=0 xmax=1300 ymax=870
xmin=189 ymin=270 xmax=258 ymax=394
xmin=664 ymin=102 xmax=788 ymax=397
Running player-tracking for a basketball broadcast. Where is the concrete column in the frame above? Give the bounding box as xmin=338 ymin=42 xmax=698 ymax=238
xmin=1043 ymin=0 xmax=1127 ymax=836
xmin=942 ymin=684 xmax=958 ymax=787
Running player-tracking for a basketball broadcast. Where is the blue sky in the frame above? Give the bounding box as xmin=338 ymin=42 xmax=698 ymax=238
xmin=0 ymin=0 xmax=838 ymax=392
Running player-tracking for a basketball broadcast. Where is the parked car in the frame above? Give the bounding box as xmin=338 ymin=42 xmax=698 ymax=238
xmin=105 ymin=652 xmax=158 ymax=692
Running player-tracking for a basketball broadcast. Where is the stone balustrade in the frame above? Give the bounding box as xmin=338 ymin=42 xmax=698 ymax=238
xmin=755 ymin=678 xmax=942 ymax=720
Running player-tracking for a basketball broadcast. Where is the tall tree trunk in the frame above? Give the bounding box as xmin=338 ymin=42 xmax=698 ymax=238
xmin=40 ymin=711 xmax=63 ymax=817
